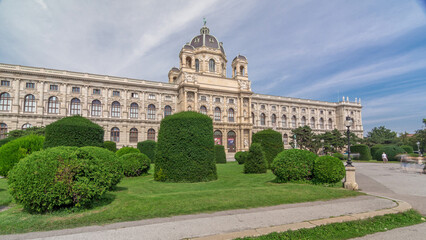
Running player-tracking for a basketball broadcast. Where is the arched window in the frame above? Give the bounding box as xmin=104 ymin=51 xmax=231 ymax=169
xmin=271 ymin=114 xmax=276 ymax=126
xmin=24 ymin=94 xmax=36 ymax=113
xmin=111 ymin=127 xmax=120 ymax=142
xmin=283 ymin=133 xmax=288 ymax=145
xmin=130 ymin=102 xmax=138 ymax=118
xmin=186 ymin=57 xmax=192 ymax=68
xmin=164 ymin=105 xmax=172 ymax=117
xmin=147 ymin=104 xmax=156 ymax=120
xmin=291 ymin=115 xmax=297 ymax=128
xmin=227 ymin=131 xmax=236 ymax=152
xmin=214 ymin=130 xmax=222 ymax=145
xmin=0 ymin=92 xmax=11 ymax=111
xmin=195 ymin=59 xmax=200 ymax=72
xmin=47 ymin=96 xmax=59 ymax=114
xmin=301 ymin=116 xmax=306 ymax=126
xmin=328 ymin=118 xmax=333 ymax=129
xmin=22 ymin=123 xmax=32 ymax=130
xmin=282 ymin=115 xmax=287 ymax=127
xmin=260 ymin=113 xmax=266 ymax=126
xmin=240 ymin=66 xmax=245 ymax=76
xmin=209 ymin=59 xmax=215 ymax=72
xmin=129 ymin=128 xmax=138 ymax=143
xmin=228 ymin=108 xmax=234 ymax=122
xmin=319 ymin=118 xmax=324 ymax=129
xmin=214 ymin=107 xmax=221 ymax=121
xmin=200 ymin=105 xmax=207 ymax=115
xmin=310 ymin=117 xmax=315 ymax=129
xmin=147 ymin=128 xmax=155 ymax=141
xmin=0 ymin=123 xmax=7 ymax=139
xmin=111 ymin=101 xmax=121 ymax=118
xmin=91 ymin=100 xmax=102 ymax=116
xmin=70 ymin=98 xmax=80 ymax=115
xmin=252 ymin=112 xmax=255 ymax=125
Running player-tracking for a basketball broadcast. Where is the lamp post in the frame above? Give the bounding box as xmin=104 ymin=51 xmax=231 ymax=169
xmin=345 ymin=116 xmax=354 ymax=167
xmin=417 ymin=141 xmax=421 ymax=156
xmin=343 ymin=116 xmax=358 ymax=190
xmin=293 ymin=134 xmax=297 ymax=149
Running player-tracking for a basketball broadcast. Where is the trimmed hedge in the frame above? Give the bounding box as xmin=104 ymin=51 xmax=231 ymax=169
xmin=400 ymin=145 xmax=414 ymax=154
xmin=44 ymin=116 xmax=104 ymax=148
xmin=313 ymin=156 xmax=346 ymax=184
xmin=271 ymin=149 xmax=317 ymax=182
xmin=116 ymin=147 xmax=140 ymax=157
xmin=373 ymin=145 xmax=405 ymax=161
xmin=154 ymin=111 xmax=217 ymax=182
xmin=0 ymin=135 xmax=45 ymax=177
xmin=120 ymin=153 xmax=151 ymax=177
xmin=244 ymin=143 xmax=267 ymax=174
xmin=214 ymin=145 xmax=227 ymax=164
xmin=235 ymin=151 xmax=248 ymax=165
xmin=0 ymin=137 xmax=17 ymax=147
xmin=137 ymin=140 xmax=157 ymax=163
xmin=252 ymin=129 xmax=284 ymax=168
xmin=350 ymin=144 xmax=372 ymax=160
xmin=332 ymin=152 xmax=345 ymax=160
xmin=103 ymin=141 xmax=117 ymax=152
xmin=8 ymin=146 xmax=114 ymax=213
xmin=371 ymin=144 xmax=384 ymax=158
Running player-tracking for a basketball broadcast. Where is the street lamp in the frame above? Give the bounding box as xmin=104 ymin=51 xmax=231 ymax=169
xmin=293 ymin=134 xmax=297 ymax=149
xmin=344 ymin=116 xmax=354 ymax=167
xmin=417 ymin=141 xmax=421 ymax=156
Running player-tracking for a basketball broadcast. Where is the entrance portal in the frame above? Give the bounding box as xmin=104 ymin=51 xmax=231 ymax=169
xmin=227 ymin=131 xmax=236 ymax=152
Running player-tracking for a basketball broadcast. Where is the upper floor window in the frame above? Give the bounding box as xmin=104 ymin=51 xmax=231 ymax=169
xmin=1 ymin=80 xmax=10 ymax=87
xmin=228 ymin=108 xmax=234 ymax=122
xmin=93 ymin=89 xmax=101 ymax=95
xmin=129 ymin=128 xmax=138 ymax=143
xmin=215 ymin=97 xmax=221 ymax=103
xmin=319 ymin=118 xmax=324 ymax=129
xmin=272 ymin=106 xmax=276 ymax=111
xmin=228 ymin=99 xmax=234 ymax=104
xmin=271 ymin=114 xmax=277 ymax=126
xmin=291 ymin=115 xmax=297 ymax=128
xmin=320 ymin=110 xmax=324 ymax=114
xmin=251 ymin=104 xmax=254 ymax=108
xmin=200 ymin=105 xmax=207 ymax=115
xmin=302 ymin=108 xmax=306 ymax=113
xmin=165 ymin=95 xmax=172 ymax=101
xmin=195 ymin=59 xmax=200 ymax=72
xmin=0 ymin=92 xmax=11 ymax=111
xmin=282 ymin=106 xmax=287 ymax=112
xmin=164 ymin=105 xmax=172 ymax=117
xmin=200 ymin=95 xmax=207 ymax=101
xmin=112 ymin=90 xmax=120 ymax=97
xmin=131 ymin=92 xmax=139 ymax=98
xmin=214 ymin=107 xmax=221 ymax=121
xmin=310 ymin=117 xmax=315 ymax=129
xmin=328 ymin=118 xmax=333 ymax=130
xmin=22 ymin=123 xmax=32 ymax=130
xmin=292 ymin=107 xmax=297 ymax=113
xmin=147 ymin=128 xmax=156 ymax=141
xmin=282 ymin=115 xmax=287 ymax=127
xmin=91 ymin=100 xmax=102 ymax=116
xmin=209 ymin=59 xmax=215 ymax=72
xmin=261 ymin=105 xmax=265 ymax=110
xmin=47 ymin=96 xmax=59 ymax=114
xmin=329 ymin=111 xmax=332 ymax=115
xmin=0 ymin=123 xmax=7 ymax=139
xmin=111 ymin=101 xmax=121 ymax=118
xmin=129 ymin=102 xmax=138 ymax=118
xmin=311 ymin=109 xmax=315 ymax=114
xmin=70 ymin=98 xmax=81 ymax=115
xmin=147 ymin=104 xmax=156 ymax=120
xmin=111 ymin=127 xmax=120 ymax=142
xmin=148 ymin=94 xmax=156 ymax=100
xmin=72 ymin=87 xmax=80 ymax=93
xmin=50 ymin=84 xmax=58 ymax=91
xmin=24 ymin=94 xmax=36 ymax=113
xmin=26 ymin=82 xmax=35 ymax=89
xmin=260 ymin=113 xmax=266 ymax=126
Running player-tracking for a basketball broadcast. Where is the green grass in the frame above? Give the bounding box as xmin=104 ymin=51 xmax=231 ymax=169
xmin=0 ymin=162 xmax=361 ymax=235
xmin=0 ymin=177 xmax=12 ymax=206
xmin=239 ymin=210 xmax=425 ymax=240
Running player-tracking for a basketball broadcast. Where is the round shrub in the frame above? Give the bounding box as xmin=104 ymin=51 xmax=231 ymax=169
xmin=370 ymin=144 xmax=384 ymax=158
xmin=120 ymin=153 xmax=150 ymax=177
xmin=44 ymin=116 xmax=104 ymax=148
xmin=350 ymin=144 xmax=372 ymax=160
xmin=313 ymin=156 xmax=346 ymax=184
xmin=332 ymin=152 xmax=345 ymax=160
xmin=103 ymin=141 xmax=117 ymax=152
xmin=271 ymin=149 xmax=317 ymax=182
xmin=244 ymin=143 xmax=267 ymax=174
xmin=373 ymin=145 xmax=405 ymax=161
xmin=214 ymin=145 xmax=226 ymax=164
xmin=0 ymin=137 xmax=17 ymax=147
xmin=137 ymin=140 xmax=157 ymax=163
xmin=154 ymin=111 xmax=217 ymax=182
xmin=235 ymin=151 xmax=248 ymax=165
xmin=116 ymin=146 xmax=140 ymax=157
xmin=252 ymin=129 xmax=284 ymax=168
xmin=400 ymin=145 xmax=414 ymax=154
xmin=0 ymin=134 xmax=45 ymax=177
xmin=8 ymin=146 xmax=113 ymax=213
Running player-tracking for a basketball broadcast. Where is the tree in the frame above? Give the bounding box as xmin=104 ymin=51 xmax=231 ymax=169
xmin=366 ymin=126 xmax=397 ymax=146
xmin=290 ymin=126 xmax=321 ymax=153
xmin=319 ymin=129 xmax=345 ymax=154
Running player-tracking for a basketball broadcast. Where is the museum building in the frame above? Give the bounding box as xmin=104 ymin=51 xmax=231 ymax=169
xmin=0 ymin=24 xmax=363 ymax=153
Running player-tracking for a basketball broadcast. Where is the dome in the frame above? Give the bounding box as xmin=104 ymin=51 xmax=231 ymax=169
xmin=170 ymin=67 xmax=179 ymax=72
xmin=233 ymin=55 xmax=247 ymax=61
xmin=189 ymin=24 xmax=225 ymax=54
xmin=182 ymin=44 xmax=195 ymax=51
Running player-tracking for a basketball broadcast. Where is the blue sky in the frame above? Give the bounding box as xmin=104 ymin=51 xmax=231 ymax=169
xmin=0 ymin=0 xmax=425 ymax=135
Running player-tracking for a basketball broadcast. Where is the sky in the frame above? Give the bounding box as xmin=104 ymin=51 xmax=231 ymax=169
xmin=0 ymin=0 xmax=425 ymax=135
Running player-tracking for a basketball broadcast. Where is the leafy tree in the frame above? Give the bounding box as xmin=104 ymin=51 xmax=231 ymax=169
xmin=319 ymin=129 xmax=346 ymax=154
xmin=366 ymin=126 xmax=397 ymax=146
xmin=290 ymin=126 xmax=321 ymax=153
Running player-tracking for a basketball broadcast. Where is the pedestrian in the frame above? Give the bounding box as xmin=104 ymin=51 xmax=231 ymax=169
xmin=382 ymin=152 xmax=388 ymax=163
xmin=400 ymin=153 xmax=408 ymax=171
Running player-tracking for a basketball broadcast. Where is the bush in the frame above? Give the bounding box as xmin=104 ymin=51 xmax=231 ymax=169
xmin=313 ymin=156 xmax=346 ymax=184
xmin=214 ymin=145 xmax=226 ymax=164
xmin=350 ymin=144 xmax=372 ymax=160
xmin=400 ymin=145 xmax=414 ymax=154
xmin=103 ymin=141 xmax=117 ymax=152
xmin=332 ymin=152 xmax=345 ymax=160
xmin=372 ymin=145 xmax=405 ymax=161
xmin=120 ymin=153 xmax=151 ymax=177
xmin=252 ymin=129 xmax=284 ymax=168
xmin=0 ymin=137 xmax=17 ymax=147
xmin=8 ymin=146 xmax=114 ymax=213
xmin=235 ymin=151 xmax=248 ymax=165
xmin=116 ymin=146 xmax=140 ymax=157
xmin=154 ymin=111 xmax=217 ymax=182
xmin=44 ymin=116 xmax=104 ymax=148
xmin=244 ymin=143 xmax=267 ymax=174
xmin=370 ymin=144 xmax=384 ymax=158
xmin=137 ymin=140 xmax=157 ymax=163
xmin=271 ymin=149 xmax=317 ymax=182
xmin=7 ymin=126 xmax=45 ymax=138
xmin=0 ymin=135 xmax=45 ymax=177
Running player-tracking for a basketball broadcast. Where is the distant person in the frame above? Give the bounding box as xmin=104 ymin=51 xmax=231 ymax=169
xmin=400 ymin=153 xmax=408 ymax=171
xmin=382 ymin=152 xmax=388 ymax=163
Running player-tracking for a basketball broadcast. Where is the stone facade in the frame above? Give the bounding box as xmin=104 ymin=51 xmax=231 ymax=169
xmin=0 ymin=24 xmax=363 ymax=152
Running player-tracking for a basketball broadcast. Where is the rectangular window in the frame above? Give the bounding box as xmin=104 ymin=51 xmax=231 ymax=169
xmin=131 ymin=92 xmax=138 ymax=98
xmin=320 ymin=110 xmax=324 ymax=114
xmin=148 ymin=94 xmax=156 ymax=100
xmin=215 ymin=97 xmax=221 ymax=103
xmin=1 ymin=80 xmax=10 ymax=86
xmin=26 ymin=82 xmax=35 ymax=89
xmin=272 ymin=106 xmax=276 ymax=111
xmin=200 ymin=95 xmax=207 ymax=101
xmin=93 ymin=89 xmax=101 ymax=95
xmin=228 ymin=99 xmax=234 ymax=104
xmin=72 ymin=87 xmax=80 ymax=93
xmin=302 ymin=108 xmax=306 ymax=113
xmin=165 ymin=95 xmax=172 ymax=101
xmin=261 ymin=105 xmax=265 ymax=110
xmin=50 ymin=84 xmax=58 ymax=91
xmin=311 ymin=109 xmax=315 ymax=114
xmin=113 ymin=90 xmax=120 ymax=96
xmin=282 ymin=106 xmax=287 ymax=112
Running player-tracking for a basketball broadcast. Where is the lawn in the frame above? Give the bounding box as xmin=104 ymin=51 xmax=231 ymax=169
xmin=0 ymin=162 xmax=361 ymax=235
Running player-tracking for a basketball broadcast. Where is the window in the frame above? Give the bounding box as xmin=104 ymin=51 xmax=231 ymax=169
xmin=311 ymin=109 xmax=315 ymax=114
xmin=26 ymin=82 xmax=35 ymax=89
xmin=186 ymin=57 xmax=192 ymax=68
xmin=47 ymin=96 xmax=59 ymax=114
xmin=302 ymin=108 xmax=306 ymax=113
xmin=111 ymin=101 xmax=121 ymax=118
xmin=209 ymin=59 xmax=215 ymax=72
xmin=271 ymin=114 xmax=276 ymax=126
xmin=292 ymin=107 xmax=296 ymax=113
xmin=131 ymin=92 xmax=138 ymax=98
xmin=195 ymin=59 xmax=200 ymax=72
xmin=228 ymin=108 xmax=234 ymax=122
xmin=0 ymin=123 xmax=7 ymax=139
xmin=111 ymin=127 xmax=120 ymax=142
xmin=227 ymin=131 xmax=236 ymax=152
xmin=251 ymin=104 xmax=254 ymax=108
xmin=72 ymin=87 xmax=80 ymax=93
xmin=129 ymin=128 xmax=138 ymax=143
xmin=214 ymin=107 xmax=221 ymax=121
xmin=1 ymin=80 xmax=10 ymax=86
xmin=147 ymin=128 xmax=155 ymax=141
xmin=0 ymin=92 xmax=11 ymax=111
xmin=148 ymin=94 xmax=156 ymax=100
xmin=310 ymin=117 xmax=315 ymax=128
xmin=130 ymin=103 xmax=138 ymax=118
xmin=291 ymin=116 xmax=297 ymax=128
xmin=283 ymin=134 xmax=288 ymax=145
xmin=261 ymin=105 xmax=265 ymax=110
xmin=282 ymin=106 xmax=287 ymax=111
xmin=147 ymin=104 xmax=156 ymax=120
xmin=301 ymin=116 xmax=306 ymax=126
xmin=49 ymin=84 xmax=58 ymax=91
xmin=165 ymin=95 xmax=172 ymax=101
xmin=320 ymin=110 xmax=324 ymax=114
xmin=328 ymin=118 xmax=333 ymax=130
xmin=240 ymin=66 xmax=245 ymax=76
xmin=351 ymin=111 xmax=354 ymax=115
xmin=252 ymin=112 xmax=255 ymax=125
xmin=70 ymin=98 xmax=81 ymax=115
xmin=113 ymin=90 xmax=120 ymax=97
xmin=329 ymin=111 xmax=332 ymax=115
xmin=319 ymin=118 xmax=324 ymax=129
xmin=200 ymin=106 xmax=207 ymax=115
xmin=282 ymin=115 xmax=287 ymax=127
xmin=260 ymin=113 xmax=266 ymax=126
xmin=215 ymin=97 xmax=221 ymax=103
xmin=164 ymin=105 xmax=172 ymax=117
xmin=91 ymin=100 xmax=102 ymax=116
xmin=214 ymin=130 xmax=222 ymax=145
xmin=24 ymin=94 xmax=36 ymax=113
xmin=272 ymin=106 xmax=276 ymax=111
xmin=93 ymin=89 xmax=101 ymax=95
xmin=228 ymin=99 xmax=234 ymax=104
xmin=200 ymin=95 xmax=207 ymax=101
xmin=22 ymin=123 xmax=32 ymax=130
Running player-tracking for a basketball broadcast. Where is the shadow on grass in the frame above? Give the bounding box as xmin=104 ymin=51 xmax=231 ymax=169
xmin=111 ymin=186 xmax=128 ymax=192
xmin=0 ymin=188 xmax=5 ymax=193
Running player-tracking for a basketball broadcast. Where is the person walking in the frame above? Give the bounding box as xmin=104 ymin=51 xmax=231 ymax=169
xmin=382 ymin=152 xmax=388 ymax=163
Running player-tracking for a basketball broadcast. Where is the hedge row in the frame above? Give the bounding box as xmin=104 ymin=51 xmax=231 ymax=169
xmin=350 ymin=144 xmax=372 ymax=160
xmin=214 ymin=145 xmax=226 ymax=164
xmin=252 ymin=129 xmax=284 ymax=168
xmin=137 ymin=140 xmax=157 ymax=163
xmin=372 ymin=145 xmax=405 ymax=161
